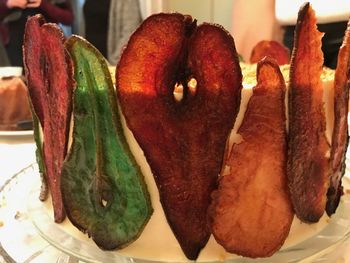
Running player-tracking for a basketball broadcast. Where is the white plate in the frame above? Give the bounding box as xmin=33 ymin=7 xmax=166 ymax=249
xmin=0 ymin=130 xmax=33 ymax=137
xmin=0 ymin=66 xmax=23 ymax=77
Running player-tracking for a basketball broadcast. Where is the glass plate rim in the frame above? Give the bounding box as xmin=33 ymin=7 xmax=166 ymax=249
xmin=25 ymin=164 xmax=350 ymax=263
xmin=1 ymin=163 xmax=350 ymax=263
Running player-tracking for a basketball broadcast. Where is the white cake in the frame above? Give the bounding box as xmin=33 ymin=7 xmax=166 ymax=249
xmin=35 ymin=63 xmax=342 ymax=262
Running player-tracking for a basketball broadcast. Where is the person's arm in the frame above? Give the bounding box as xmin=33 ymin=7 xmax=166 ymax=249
xmin=0 ymin=0 xmax=41 ymax=21
xmin=231 ymin=0 xmax=277 ymax=62
xmin=39 ymin=0 xmax=74 ymax=25
xmin=0 ymin=0 xmax=28 ymax=19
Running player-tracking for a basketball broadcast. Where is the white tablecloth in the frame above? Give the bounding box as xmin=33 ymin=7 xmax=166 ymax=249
xmin=0 ymin=134 xmax=36 ymax=187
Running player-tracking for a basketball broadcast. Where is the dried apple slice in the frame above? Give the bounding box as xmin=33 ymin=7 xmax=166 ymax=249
xmin=250 ymin=40 xmax=290 ymax=65
xmin=209 ymin=57 xmax=293 ymax=258
xmin=23 ymin=15 xmax=74 ymax=223
xmin=116 ymin=13 xmax=242 ymax=259
xmin=287 ymin=3 xmax=330 ymax=223
xmin=326 ymin=20 xmax=350 ymax=215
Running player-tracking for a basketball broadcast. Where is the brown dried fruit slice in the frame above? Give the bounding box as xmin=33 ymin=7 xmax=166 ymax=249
xmin=326 ymin=20 xmax=350 ymax=215
xmin=23 ymin=14 xmax=74 ymax=222
xmin=287 ymin=3 xmax=330 ymax=223
xmin=209 ymin=57 xmax=293 ymax=258
xmin=116 ymin=13 xmax=242 ymax=259
xmin=250 ymin=40 xmax=290 ymax=65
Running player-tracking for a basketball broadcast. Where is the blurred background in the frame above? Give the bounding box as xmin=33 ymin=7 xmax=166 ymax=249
xmin=72 ymin=0 xmax=233 ymax=36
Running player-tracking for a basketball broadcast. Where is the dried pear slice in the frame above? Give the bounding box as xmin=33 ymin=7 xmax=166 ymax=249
xmin=209 ymin=57 xmax=293 ymax=258
xmin=116 ymin=13 xmax=242 ymax=259
xmin=250 ymin=40 xmax=290 ymax=65
xmin=61 ymin=35 xmax=152 ymax=249
xmin=23 ymin=14 xmax=74 ymax=222
xmin=327 ymin=20 xmax=350 ymax=215
xmin=287 ymin=3 xmax=330 ymax=222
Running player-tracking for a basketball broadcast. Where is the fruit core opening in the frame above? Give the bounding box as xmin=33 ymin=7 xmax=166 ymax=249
xmin=173 ymin=77 xmax=197 ymax=102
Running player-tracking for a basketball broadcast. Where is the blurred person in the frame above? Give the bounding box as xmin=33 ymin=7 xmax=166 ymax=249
xmin=70 ymin=0 xmax=83 ymax=35
xmin=231 ymin=0 xmax=278 ymax=63
xmin=0 ymin=25 xmax=9 ymax=66
xmin=83 ymin=0 xmax=110 ymax=59
xmin=0 ymin=44 xmax=9 ymax=66
xmin=138 ymin=0 xmax=163 ymax=20
xmin=0 ymin=0 xmax=74 ymax=67
xmin=107 ymin=0 xmax=163 ymax=64
xmin=82 ymin=0 xmax=165 ymax=65
xmin=232 ymin=0 xmax=350 ymax=69
xmin=107 ymin=0 xmax=142 ymax=65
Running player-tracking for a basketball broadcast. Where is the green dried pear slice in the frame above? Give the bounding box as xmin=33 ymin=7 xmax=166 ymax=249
xmin=61 ymin=35 xmax=153 ymax=249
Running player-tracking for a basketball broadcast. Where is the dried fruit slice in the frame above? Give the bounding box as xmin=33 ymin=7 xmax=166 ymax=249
xmin=287 ymin=3 xmax=330 ymax=223
xmin=61 ymin=35 xmax=153 ymax=249
xmin=326 ymin=20 xmax=350 ymax=215
xmin=209 ymin=57 xmax=293 ymax=258
xmin=116 ymin=14 xmax=242 ymax=259
xmin=250 ymin=40 xmax=290 ymax=65
xmin=23 ymin=15 xmax=74 ymax=223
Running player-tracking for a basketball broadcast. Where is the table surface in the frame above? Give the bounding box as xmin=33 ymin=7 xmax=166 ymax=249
xmin=0 ymin=134 xmax=350 ymax=263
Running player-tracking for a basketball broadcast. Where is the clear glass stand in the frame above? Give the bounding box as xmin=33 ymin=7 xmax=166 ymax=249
xmin=1 ymin=163 xmax=350 ymax=263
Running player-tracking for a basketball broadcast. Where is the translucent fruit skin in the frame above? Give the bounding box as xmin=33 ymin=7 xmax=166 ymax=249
xmin=116 ymin=13 xmax=242 ymax=259
xmin=288 ymin=3 xmax=330 ymax=223
xmin=23 ymin=14 xmax=74 ymax=223
xmin=209 ymin=58 xmax=294 ymax=258
xmin=61 ymin=35 xmax=153 ymax=250
xmin=327 ymin=20 xmax=350 ymax=216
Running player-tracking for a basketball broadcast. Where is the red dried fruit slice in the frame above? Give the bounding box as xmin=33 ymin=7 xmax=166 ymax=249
xmin=250 ymin=40 xmax=290 ymax=65
xmin=209 ymin=57 xmax=293 ymax=258
xmin=287 ymin=3 xmax=330 ymax=223
xmin=116 ymin=13 xmax=242 ymax=259
xmin=326 ymin=20 xmax=350 ymax=215
xmin=23 ymin=14 xmax=74 ymax=223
